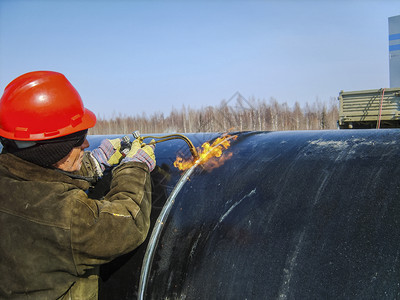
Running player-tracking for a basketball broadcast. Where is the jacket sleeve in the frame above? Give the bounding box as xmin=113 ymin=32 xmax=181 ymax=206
xmin=70 ymin=161 xmax=152 ymax=273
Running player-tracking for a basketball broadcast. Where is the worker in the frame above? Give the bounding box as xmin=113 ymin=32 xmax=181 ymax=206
xmin=0 ymin=71 xmax=155 ymax=299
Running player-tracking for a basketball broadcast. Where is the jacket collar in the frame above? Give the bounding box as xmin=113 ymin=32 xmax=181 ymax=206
xmin=0 ymin=153 xmax=90 ymax=190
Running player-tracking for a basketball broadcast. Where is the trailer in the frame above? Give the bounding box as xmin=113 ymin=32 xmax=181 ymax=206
xmin=338 ymin=88 xmax=400 ymax=129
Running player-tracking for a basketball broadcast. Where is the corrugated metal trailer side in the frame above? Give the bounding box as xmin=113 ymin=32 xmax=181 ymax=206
xmin=338 ymin=88 xmax=400 ymax=128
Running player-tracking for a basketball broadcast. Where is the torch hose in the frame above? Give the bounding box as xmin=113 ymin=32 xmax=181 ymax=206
xmin=135 ymin=133 xmax=199 ymax=161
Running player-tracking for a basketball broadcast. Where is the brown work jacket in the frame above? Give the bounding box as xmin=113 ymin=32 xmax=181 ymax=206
xmin=0 ymin=153 xmax=152 ymax=299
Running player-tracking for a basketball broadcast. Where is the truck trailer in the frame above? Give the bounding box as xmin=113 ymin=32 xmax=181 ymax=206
xmin=338 ymin=88 xmax=400 ymax=129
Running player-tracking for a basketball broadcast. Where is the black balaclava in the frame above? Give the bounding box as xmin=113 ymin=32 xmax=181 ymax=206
xmin=1 ymin=129 xmax=88 ymax=167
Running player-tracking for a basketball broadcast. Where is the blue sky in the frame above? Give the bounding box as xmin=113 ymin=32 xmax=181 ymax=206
xmin=0 ymin=0 xmax=399 ymax=118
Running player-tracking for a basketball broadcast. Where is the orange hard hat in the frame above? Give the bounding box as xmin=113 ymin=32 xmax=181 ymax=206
xmin=0 ymin=71 xmax=96 ymax=141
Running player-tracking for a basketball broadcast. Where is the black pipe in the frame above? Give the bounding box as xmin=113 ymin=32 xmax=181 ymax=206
xmin=90 ymin=130 xmax=400 ymax=299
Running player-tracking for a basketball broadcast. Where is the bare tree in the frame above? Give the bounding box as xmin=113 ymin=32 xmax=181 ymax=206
xmin=89 ymin=96 xmax=339 ymax=134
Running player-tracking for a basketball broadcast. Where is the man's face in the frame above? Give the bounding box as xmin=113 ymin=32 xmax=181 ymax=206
xmin=53 ymin=139 xmax=90 ymax=172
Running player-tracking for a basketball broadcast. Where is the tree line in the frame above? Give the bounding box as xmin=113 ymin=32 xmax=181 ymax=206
xmin=89 ymin=94 xmax=339 ymax=135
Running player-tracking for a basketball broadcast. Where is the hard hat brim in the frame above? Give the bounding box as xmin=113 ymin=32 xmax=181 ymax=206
xmin=0 ymin=107 xmax=97 ymax=141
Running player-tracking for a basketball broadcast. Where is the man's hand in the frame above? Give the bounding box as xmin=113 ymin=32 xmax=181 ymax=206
xmin=90 ymin=138 xmax=124 ymax=175
xmin=122 ymin=139 xmax=156 ymax=172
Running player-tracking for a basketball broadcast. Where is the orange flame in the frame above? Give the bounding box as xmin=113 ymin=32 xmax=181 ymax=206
xmin=174 ymin=134 xmax=237 ymax=172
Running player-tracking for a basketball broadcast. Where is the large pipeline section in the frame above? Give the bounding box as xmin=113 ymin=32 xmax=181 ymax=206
xmin=89 ymin=130 xmax=400 ymax=299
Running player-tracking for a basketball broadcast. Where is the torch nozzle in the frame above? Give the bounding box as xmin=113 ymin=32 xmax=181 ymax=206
xmin=132 ymin=131 xmax=199 ymax=161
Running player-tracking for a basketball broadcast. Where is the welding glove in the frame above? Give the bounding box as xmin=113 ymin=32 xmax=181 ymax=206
xmin=122 ymin=139 xmax=156 ymax=172
xmin=90 ymin=138 xmax=124 ymax=176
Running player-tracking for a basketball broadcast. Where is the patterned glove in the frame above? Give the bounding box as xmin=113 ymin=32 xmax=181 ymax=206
xmin=90 ymin=138 xmax=123 ymax=176
xmin=122 ymin=139 xmax=156 ymax=172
